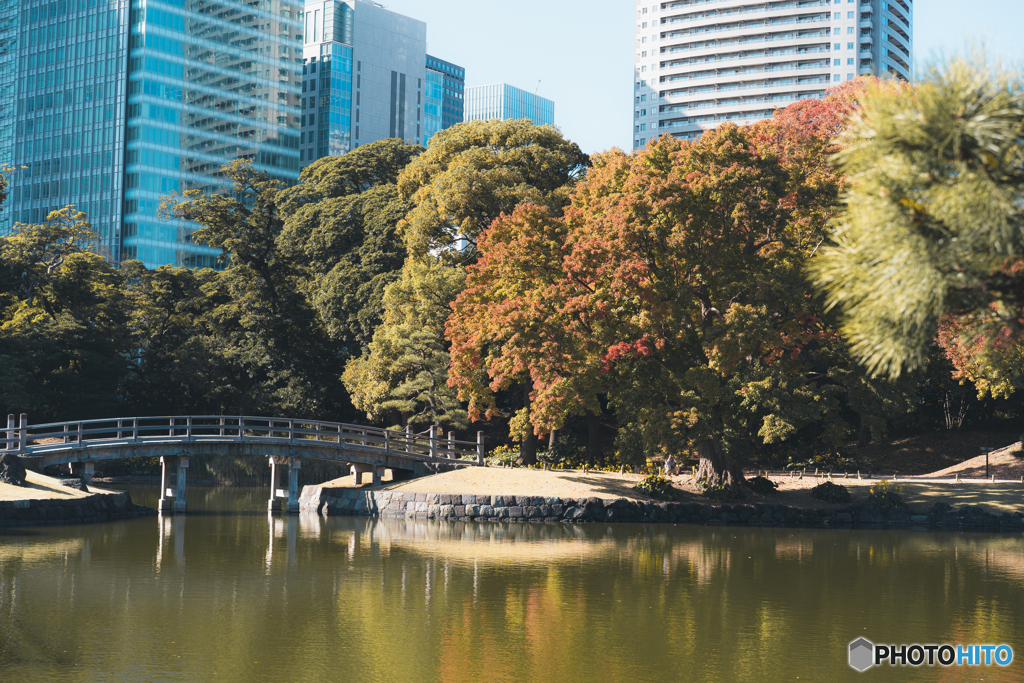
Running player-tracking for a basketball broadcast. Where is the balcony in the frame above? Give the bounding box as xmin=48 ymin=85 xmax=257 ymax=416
xmin=859 ymin=50 xmax=872 ymax=59
xmin=859 ymin=3 xmax=873 ymax=14
xmin=859 ymin=19 xmax=873 ymax=30
xmin=859 ymin=65 xmax=873 ymax=75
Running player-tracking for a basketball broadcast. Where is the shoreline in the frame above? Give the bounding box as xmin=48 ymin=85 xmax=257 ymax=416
xmin=299 ymin=485 xmax=1024 ymax=533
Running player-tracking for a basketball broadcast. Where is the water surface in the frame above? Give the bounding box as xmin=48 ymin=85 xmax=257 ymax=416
xmin=0 ymin=487 xmax=1021 ymax=682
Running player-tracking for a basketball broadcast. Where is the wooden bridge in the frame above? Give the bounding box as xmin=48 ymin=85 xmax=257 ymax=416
xmin=2 ymin=414 xmax=485 ymax=513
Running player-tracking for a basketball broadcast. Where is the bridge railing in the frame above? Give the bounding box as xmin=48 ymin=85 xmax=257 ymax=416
xmin=2 ymin=414 xmax=484 ymax=464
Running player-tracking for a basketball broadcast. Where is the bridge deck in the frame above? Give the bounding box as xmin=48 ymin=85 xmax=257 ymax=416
xmin=2 ymin=415 xmax=486 ymax=514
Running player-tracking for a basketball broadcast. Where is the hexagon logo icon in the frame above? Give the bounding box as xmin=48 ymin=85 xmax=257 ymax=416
xmin=849 ymin=638 xmax=875 ymax=671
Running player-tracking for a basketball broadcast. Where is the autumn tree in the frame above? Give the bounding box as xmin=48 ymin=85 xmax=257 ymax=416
xmin=449 ymin=87 xmax=899 ymax=484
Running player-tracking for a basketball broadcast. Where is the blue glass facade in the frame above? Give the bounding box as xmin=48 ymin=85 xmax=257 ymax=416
xmin=300 ymin=41 xmax=352 ymax=162
xmin=424 ymin=53 xmax=462 ymax=146
xmin=465 ymin=83 xmax=554 ymax=127
xmin=121 ymin=0 xmax=302 ymax=268
xmin=7 ymin=0 xmax=130 ymax=260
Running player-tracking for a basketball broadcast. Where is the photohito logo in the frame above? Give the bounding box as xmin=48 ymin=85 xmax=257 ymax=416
xmin=849 ymin=638 xmax=1013 ymax=671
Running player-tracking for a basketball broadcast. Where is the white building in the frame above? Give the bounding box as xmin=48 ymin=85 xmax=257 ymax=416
xmin=633 ymin=0 xmax=913 ymax=148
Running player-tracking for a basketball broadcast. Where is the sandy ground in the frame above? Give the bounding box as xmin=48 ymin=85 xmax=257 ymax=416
xmin=319 ymin=465 xmax=1024 ymax=515
xmin=922 ymin=442 xmax=1024 ymax=479
xmin=0 ymin=471 xmax=119 ymax=502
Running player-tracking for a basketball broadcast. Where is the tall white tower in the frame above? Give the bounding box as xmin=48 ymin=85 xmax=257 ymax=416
xmin=633 ymin=0 xmax=913 ymax=149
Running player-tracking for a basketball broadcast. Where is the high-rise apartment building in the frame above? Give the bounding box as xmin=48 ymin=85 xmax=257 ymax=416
xmin=634 ymin=0 xmax=913 ymax=148
xmin=465 ymin=83 xmax=554 ymax=127
xmin=4 ymin=0 xmax=303 ymax=268
xmin=424 ymin=54 xmax=463 ymax=145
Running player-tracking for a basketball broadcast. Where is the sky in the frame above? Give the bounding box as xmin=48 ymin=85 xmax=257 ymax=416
xmin=379 ymin=0 xmax=1024 ymax=156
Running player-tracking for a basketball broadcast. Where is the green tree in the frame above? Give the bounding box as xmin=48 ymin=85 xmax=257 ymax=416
xmin=277 ymin=139 xmax=418 ymax=349
xmin=168 ymin=160 xmax=346 ymax=417
xmin=811 ymin=58 xmax=1024 ymax=382
xmin=0 ymin=208 xmax=128 ymax=419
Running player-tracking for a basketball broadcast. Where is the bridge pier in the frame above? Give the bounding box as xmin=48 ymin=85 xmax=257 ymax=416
xmin=158 ymin=455 xmax=188 ymax=512
xmin=351 ymin=463 xmax=382 ymax=487
xmin=67 ymin=461 xmax=94 ymax=487
xmin=268 ymin=456 xmax=301 ymax=514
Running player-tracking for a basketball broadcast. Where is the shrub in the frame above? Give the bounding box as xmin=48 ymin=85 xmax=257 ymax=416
xmin=810 ymin=480 xmax=851 ymax=503
xmin=488 ymin=445 xmax=520 ymax=467
xmin=633 ymin=474 xmax=677 ymax=501
xmin=746 ymin=475 xmax=778 ymax=495
xmin=866 ymin=480 xmax=905 ymax=508
xmin=696 ymin=479 xmax=745 ymax=501
xmin=787 ymin=450 xmax=861 ymax=472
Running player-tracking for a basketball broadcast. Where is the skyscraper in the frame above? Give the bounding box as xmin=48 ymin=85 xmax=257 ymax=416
xmin=4 ymin=0 xmax=303 ymax=268
xmin=634 ymin=0 xmax=913 ymax=148
xmin=465 ymin=83 xmax=554 ymax=126
xmin=424 ymin=54 xmax=464 ymax=145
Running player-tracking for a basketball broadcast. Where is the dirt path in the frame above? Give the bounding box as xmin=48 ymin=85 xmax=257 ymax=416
xmin=0 ymin=471 xmax=119 ymax=502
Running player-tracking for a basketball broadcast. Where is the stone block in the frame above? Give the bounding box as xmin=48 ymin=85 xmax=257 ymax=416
xmin=479 ymin=505 xmax=494 ymax=517
xmin=453 ymin=505 xmax=466 ymax=517
xmin=508 ymin=506 xmax=523 ymax=518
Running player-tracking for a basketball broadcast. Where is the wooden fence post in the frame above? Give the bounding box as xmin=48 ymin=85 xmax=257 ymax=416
xmin=429 ymin=425 xmax=438 ymax=459
xmin=18 ymin=414 xmax=27 ymax=453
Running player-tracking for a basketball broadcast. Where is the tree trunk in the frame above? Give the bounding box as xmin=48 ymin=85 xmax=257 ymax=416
xmin=587 ymin=414 xmax=600 ymax=465
xmin=857 ymin=418 xmax=871 ymax=448
xmin=693 ymin=436 xmax=743 ymax=488
xmin=548 ymin=429 xmax=557 ymax=450
xmin=520 ymin=430 xmax=538 ymax=466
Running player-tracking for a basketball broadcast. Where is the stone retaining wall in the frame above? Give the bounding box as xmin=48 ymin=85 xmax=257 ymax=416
xmin=0 ymin=490 xmax=156 ymax=528
xmin=299 ymin=486 xmax=1024 ymax=532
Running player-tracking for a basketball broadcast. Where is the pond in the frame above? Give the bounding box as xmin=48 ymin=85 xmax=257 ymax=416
xmin=0 ymin=487 xmax=1021 ymax=682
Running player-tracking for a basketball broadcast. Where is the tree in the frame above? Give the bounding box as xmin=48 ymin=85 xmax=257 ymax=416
xmin=450 ymin=100 xmax=868 ymax=484
xmin=810 ymin=58 xmax=1024 ymax=382
xmin=277 ymin=139 xmax=418 ymax=350
xmin=397 ymin=118 xmax=589 ymax=258
xmin=0 ymin=208 xmax=128 ymax=419
xmin=167 ymin=160 xmax=347 ymax=417
xmin=345 ymin=121 xmax=589 ymax=431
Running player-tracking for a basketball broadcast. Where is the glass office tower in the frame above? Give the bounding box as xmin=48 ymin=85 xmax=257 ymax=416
xmin=465 ymin=83 xmax=554 ymax=127
xmin=121 ymin=0 xmax=302 ymax=267
xmin=3 ymin=0 xmax=301 ymax=268
xmin=425 ymin=54 xmax=463 ymax=137
xmin=8 ymin=0 xmax=130 ymax=260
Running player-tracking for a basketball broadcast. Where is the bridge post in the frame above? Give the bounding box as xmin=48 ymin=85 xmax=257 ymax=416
xmin=82 ymin=461 xmax=94 ymax=486
xmin=405 ymin=424 xmax=412 ymax=454
xmin=174 ymin=455 xmax=189 ymax=512
xmin=448 ymin=432 xmax=454 ymax=459
xmin=429 ymin=425 xmax=438 ymax=459
xmin=286 ymin=457 xmax=301 ymax=514
xmin=477 ymin=431 xmax=485 ymax=466
xmin=5 ymin=414 xmax=12 ymax=451
xmin=268 ymin=457 xmax=282 ymax=511
xmin=19 ymin=414 xmax=27 ymax=454
xmin=384 ymin=430 xmax=391 ymax=454
xmin=159 ymin=456 xmax=175 ymax=511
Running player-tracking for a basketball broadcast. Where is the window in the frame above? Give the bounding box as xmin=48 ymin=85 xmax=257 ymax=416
xmin=848 ymin=42 xmax=855 ymax=49
xmin=847 ymin=11 xmax=854 ymax=18
xmin=833 ymin=74 xmax=841 ymax=81
xmin=833 ymin=12 xmax=840 ymax=19
xmin=848 ymin=27 xmax=855 ymax=34
xmin=641 ymin=36 xmax=646 ymax=43
xmin=835 ymin=43 xmax=840 ymax=50
xmin=640 ymin=94 xmax=646 ymax=102
xmin=847 ymin=74 xmax=854 ymax=80
xmin=641 ymin=51 xmax=647 ymax=57
xmin=834 ymin=58 xmax=841 ymax=66
xmin=833 ymin=28 xmax=840 ymax=35
xmin=642 ymin=22 xmax=647 ymax=28
xmin=641 ymin=65 xmax=646 ymax=72
xmin=641 ymin=109 xmax=646 ymax=116
xmin=847 ymin=58 xmax=854 ymax=65
xmin=640 ymin=124 xmax=646 ymax=131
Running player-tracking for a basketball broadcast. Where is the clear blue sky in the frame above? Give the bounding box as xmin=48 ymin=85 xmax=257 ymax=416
xmin=379 ymin=0 xmax=1024 ymax=156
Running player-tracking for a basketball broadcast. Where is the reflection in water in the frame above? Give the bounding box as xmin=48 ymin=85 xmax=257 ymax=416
xmin=0 ymin=487 xmax=1022 ymax=683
